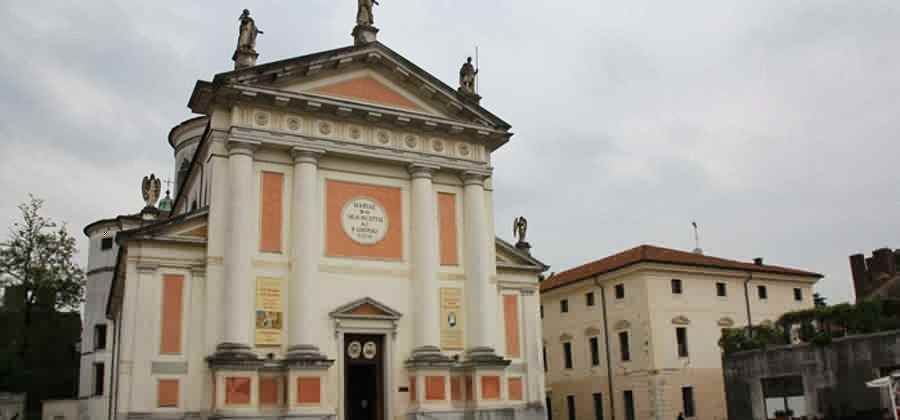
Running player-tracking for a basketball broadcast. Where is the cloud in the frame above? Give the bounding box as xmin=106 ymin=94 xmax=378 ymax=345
xmin=2 ymin=0 xmax=899 ymax=303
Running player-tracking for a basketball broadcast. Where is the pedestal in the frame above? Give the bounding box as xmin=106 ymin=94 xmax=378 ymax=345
xmin=352 ymin=25 xmax=379 ymax=45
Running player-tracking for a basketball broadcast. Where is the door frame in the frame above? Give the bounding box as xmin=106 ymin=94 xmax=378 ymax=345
xmin=343 ymin=334 xmax=385 ymax=420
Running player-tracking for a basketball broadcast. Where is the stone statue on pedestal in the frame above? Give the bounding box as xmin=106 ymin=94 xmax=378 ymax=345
xmin=233 ymin=9 xmax=263 ymax=69
xmin=459 ymin=57 xmax=478 ymax=95
xmin=357 ymin=0 xmax=380 ymax=27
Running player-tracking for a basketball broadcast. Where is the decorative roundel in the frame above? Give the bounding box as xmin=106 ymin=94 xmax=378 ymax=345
xmin=458 ymin=143 xmax=471 ymax=157
xmin=376 ymin=130 xmax=391 ymax=145
xmin=447 ymin=311 xmax=457 ymax=327
xmin=404 ymin=135 xmax=418 ymax=149
xmin=348 ymin=341 xmax=362 ymax=359
xmin=318 ymin=121 xmax=333 ymax=136
xmin=363 ymin=341 xmax=377 ymax=359
xmin=254 ymin=112 xmax=270 ymax=127
xmin=341 ymin=197 xmax=389 ymax=245
xmin=286 ymin=116 xmax=302 ymax=132
xmin=349 ymin=126 xmax=362 ymax=140
xmin=432 ymin=139 xmax=445 ymax=153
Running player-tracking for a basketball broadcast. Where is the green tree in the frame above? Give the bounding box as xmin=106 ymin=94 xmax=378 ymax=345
xmin=0 ymin=195 xmax=85 ymax=360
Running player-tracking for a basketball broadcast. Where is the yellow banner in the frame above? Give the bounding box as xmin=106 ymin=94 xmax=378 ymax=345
xmin=440 ymin=288 xmax=464 ymax=350
xmin=255 ymin=278 xmax=283 ymax=346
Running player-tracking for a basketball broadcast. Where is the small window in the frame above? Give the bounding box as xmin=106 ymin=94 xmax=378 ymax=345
xmin=676 ymin=327 xmax=689 ymax=358
xmin=563 ymin=342 xmax=573 ymax=369
xmin=566 ymin=395 xmax=577 ymax=420
xmin=614 ymin=284 xmax=625 ymax=299
xmin=93 ymin=363 xmax=105 ymax=396
xmin=619 ymin=331 xmax=630 ymax=362
xmin=560 ymin=299 xmax=569 ymax=313
xmin=94 ymin=324 xmax=107 ymax=350
xmin=586 ymin=292 xmax=595 ymax=307
xmin=794 ymin=288 xmax=803 ymax=302
xmin=101 ymin=237 xmax=113 ymax=250
xmin=543 ymin=347 xmax=548 ymax=372
xmin=593 ymin=393 xmax=605 ymax=420
xmin=589 ymin=336 xmax=600 ymax=366
xmin=671 ymin=279 xmax=683 ymax=294
xmin=540 ymin=305 xmax=544 ymax=319
xmin=758 ymin=285 xmax=768 ymax=300
xmin=623 ymin=390 xmax=636 ymax=420
xmin=716 ymin=282 xmax=727 ymax=297
xmin=682 ymin=386 xmax=696 ymax=417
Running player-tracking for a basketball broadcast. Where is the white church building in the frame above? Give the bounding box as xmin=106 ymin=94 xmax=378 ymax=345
xmin=77 ymin=7 xmax=548 ymax=420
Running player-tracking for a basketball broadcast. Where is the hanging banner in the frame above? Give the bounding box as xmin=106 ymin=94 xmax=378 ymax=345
xmin=255 ymin=277 xmax=283 ymax=346
xmin=440 ymin=288 xmax=464 ymax=350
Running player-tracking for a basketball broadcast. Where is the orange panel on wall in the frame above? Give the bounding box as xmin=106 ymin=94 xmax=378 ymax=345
xmin=225 ymin=377 xmax=251 ymax=405
xmin=450 ymin=377 xmax=462 ymax=401
xmin=465 ymin=376 xmax=473 ymax=401
xmin=481 ymin=376 xmax=500 ymax=400
xmin=259 ymin=171 xmax=284 ymax=253
xmin=160 ymin=275 xmax=184 ymax=354
xmin=438 ymin=193 xmax=458 ymax=266
xmin=312 ymin=76 xmax=426 ymax=112
xmin=297 ymin=377 xmax=321 ymax=404
xmin=425 ymin=376 xmax=446 ymax=401
xmin=158 ymin=379 xmax=179 ymax=408
xmin=325 ymin=180 xmax=403 ymax=260
xmin=503 ymin=294 xmax=521 ymax=358
xmin=409 ymin=376 xmax=417 ymax=402
xmin=259 ymin=377 xmax=279 ymax=406
xmin=508 ymin=377 xmax=524 ymax=401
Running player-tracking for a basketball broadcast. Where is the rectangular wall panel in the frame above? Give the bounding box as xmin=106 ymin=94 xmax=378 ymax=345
xmin=504 ymin=294 xmax=521 ymax=358
xmin=438 ymin=192 xmax=458 ymax=265
xmin=259 ymin=171 xmax=284 ymax=253
xmin=160 ymin=274 xmax=184 ymax=354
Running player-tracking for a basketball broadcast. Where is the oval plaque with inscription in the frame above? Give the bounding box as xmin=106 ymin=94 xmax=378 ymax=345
xmin=341 ymin=197 xmax=389 ymax=245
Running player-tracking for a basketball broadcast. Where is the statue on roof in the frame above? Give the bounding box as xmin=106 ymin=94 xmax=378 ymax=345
xmin=357 ymin=0 xmax=380 ymax=27
xmin=459 ymin=57 xmax=478 ymax=95
xmin=513 ymin=216 xmax=528 ymax=244
xmin=237 ymin=9 xmax=263 ymax=53
xmin=142 ymin=174 xmax=161 ymax=208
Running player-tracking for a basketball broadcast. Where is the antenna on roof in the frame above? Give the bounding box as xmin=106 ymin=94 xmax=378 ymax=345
xmin=691 ymin=221 xmax=703 ymax=255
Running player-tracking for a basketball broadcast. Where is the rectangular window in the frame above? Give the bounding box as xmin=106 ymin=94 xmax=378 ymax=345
xmin=160 ymin=274 xmax=185 ymax=354
xmin=590 ymin=337 xmax=600 ymax=366
xmin=619 ymin=331 xmax=630 ymax=362
xmin=101 ymin=237 xmax=113 ymax=250
xmin=682 ymin=386 xmax=695 ymax=417
xmin=593 ymin=393 xmax=604 ymax=420
xmin=566 ymin=395 xmax=576 ymax=420
xmin=563 ymin=342 xmax=573 ymax=369
xmin=758 ymin=285 xmax=768 ymax=300
xmin=94 ymin=324 xmax=107 ymax=350
xmin=671 ymin=279 xmax=683 ymax=294
xmin=586 ymin=292 xmax=595 ymax=306
xmin=560 ymin=299 xmax=569 ymax=313
xmin=543 ymin=347 xmax=548 ymax=372
xmin=676 ymin=327 xmax=689 ymax=358
xmin=438 ymin=193 xmax=458 ymax=265
xmin=540 ymin=305 xmax=544 ymax=319
xmin=93 ymin=363 xmax=105 ymax=396
xmin=547 ymin=397 xmax=553 ymax=420
xmin=259 ymin=171 xmax=284 ymax=253
xmin=716 ymin=282 xmax=727 ymax=297
xmin=624 ymin=390 xmax=635 ymax=420
xmin=794 ymin=288 xmax=803 ymax=301
xmin=503 ymin=294 xmax=520 ymax=358
xmin=615 ymin=284 xmax=625 ymax=299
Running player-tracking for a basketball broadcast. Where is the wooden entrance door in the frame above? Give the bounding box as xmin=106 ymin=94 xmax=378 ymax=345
xmin=344 ymin=334 xmax=384 ymax=420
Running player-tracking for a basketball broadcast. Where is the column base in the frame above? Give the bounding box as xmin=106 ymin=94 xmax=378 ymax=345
xmin=462 ymin=347 xmax=510 ymax=368
xmin=207 ymin=343 xmax=263 ymax=369
xmin=285 ymin=344 xmax=335 ymax=369
xmin=405 ymin=345 xmax=453 ymax=368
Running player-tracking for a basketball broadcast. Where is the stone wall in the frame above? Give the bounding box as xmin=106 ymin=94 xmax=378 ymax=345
xmin=723 ymin=330 xmax=900 ymax=419
xmin=850 ymin=248 xmax=900 ymax=302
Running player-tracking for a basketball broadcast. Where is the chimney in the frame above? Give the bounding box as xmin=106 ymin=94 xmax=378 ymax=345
xmin=753 ymin=257 xmax=764 ymax=266
xmin=849 ymin=253 xmax=870 ymax=300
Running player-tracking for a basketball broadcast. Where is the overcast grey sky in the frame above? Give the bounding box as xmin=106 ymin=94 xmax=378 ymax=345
xmin=1 ymin=1 xmax=898 ymax=303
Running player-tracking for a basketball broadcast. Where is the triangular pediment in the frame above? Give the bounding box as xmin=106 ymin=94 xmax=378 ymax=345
xmin=289 ymin=71 xmax=437 ymax=115
xmin=330 ymin=297 xmax=402 ymax=320
xmin=118 ymin=209 xmax=209 ymax=244
xmin=495 ymin=237 xmax=549 ymax=272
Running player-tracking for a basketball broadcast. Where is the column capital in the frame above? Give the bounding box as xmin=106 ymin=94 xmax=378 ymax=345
xmin=408 ymin=163 xmax=440 ymax=180
xmin=226 ymin=139 xmax=259 ymax=157
xmin=461 ymin=171 xmax=490 ymax=186
xmin=291 ymin=147 xmax=326 ymax=165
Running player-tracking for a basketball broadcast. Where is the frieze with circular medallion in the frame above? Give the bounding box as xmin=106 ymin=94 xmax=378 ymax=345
xmin=286 ymin=116 xmax=302 ymax=132
xmin=404 ymin=135 xmax=418 ymax=149
xmin=341 ymin=197 xmax=389 ymax=245
xmin=318 ymin=121 xmax=333 ymax=136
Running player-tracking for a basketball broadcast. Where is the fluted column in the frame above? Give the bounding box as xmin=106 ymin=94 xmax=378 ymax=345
xmin=287 ymin=148 xmax=327 ymax=360
xmin=407 ymin=164 xmax=443 ymax=360
xmin=218 ymin=140 xmax=258 ymax=356
xmin=462 ymin=172 xmax=500 ymax=359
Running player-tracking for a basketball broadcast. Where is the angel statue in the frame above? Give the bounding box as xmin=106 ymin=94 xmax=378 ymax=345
xmin=357 ymin=0 xmax=380 ymax=27
xmin=236 ymin=9 xmax=263 ymax=53
xmin=513 ymin=216 xmax=528 ymax=245
xmin=142 ymin=174 xmax=161 ymax=208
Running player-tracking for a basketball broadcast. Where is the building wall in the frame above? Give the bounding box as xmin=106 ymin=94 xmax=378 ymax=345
xmin=543 ymin=264 xmax=817 ymax=420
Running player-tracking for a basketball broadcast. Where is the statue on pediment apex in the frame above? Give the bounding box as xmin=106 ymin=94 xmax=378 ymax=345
xmin=459 ymin=57 xmax=478 ymax=95
xmin=357 ymin=0 xmax=380 ymax=27
xmin=236 ymin=9 xmax=263 ymax=53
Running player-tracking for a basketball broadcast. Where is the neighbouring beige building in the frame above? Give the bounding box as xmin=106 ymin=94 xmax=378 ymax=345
xmin=76 ymin=8 xmax=550 ymax=420
xmin=540 ymin=245 xmax=822 ymax=420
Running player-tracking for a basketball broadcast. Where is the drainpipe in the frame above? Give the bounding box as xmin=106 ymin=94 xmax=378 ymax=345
xmin=598 ymin=278 xmax=616 ymax=420
xmin=744 ymin=272 xmax=753 ymax=336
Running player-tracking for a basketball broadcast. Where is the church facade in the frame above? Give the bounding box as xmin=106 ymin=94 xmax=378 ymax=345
xmin=79 ymin=9 xmax=548 ymax=420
